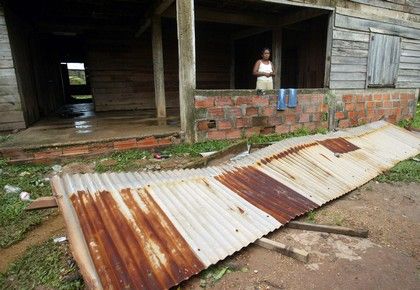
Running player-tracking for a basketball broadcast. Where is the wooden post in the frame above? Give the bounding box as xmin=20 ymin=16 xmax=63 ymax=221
xmin=255 ymin=238 xmax=309 ymax=263
xmin=230 ymin=40 xmax=235 ymax=89
xmin=152 ymin=16 xmax=167 ymax=118
xmin=323 ymin=11 xmax=334 ymax=88
xmin=272 ymin=29 xmax=282 ymax=89
xmin=176 ymin=0 xmax=196 ymax=143
xmin=288 ymin=221 xmax=369 ymax=238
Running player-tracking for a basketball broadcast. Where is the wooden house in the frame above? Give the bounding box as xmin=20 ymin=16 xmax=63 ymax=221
xmin=0 ymin=0 xmax=419 ymax=143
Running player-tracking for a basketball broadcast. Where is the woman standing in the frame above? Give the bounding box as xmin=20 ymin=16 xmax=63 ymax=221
xmin=253 ymin=48 xmax=275 ymax=90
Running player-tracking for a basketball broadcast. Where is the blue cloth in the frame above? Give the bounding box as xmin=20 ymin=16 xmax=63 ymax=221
xmin=287 ymin=88 xmax=297 ymax=108
xmin=277 ymin=89 xmax=287 ymax=111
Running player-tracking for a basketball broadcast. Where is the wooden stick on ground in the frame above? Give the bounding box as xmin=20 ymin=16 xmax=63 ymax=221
xmin=255 ymin=237 xmax=309 ymax=263
xmin=25 ymin=196 xmax=58 ymax=211
xmin=288 ymin=221 xmax=369 ymax=238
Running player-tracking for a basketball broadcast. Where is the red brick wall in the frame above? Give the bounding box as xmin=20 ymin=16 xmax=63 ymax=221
xmin=194 ymin=90 xmax=329 ymax=141
xmin=194 ymin=89 xmax=418 ymax=141
xmin=334 ymin=90 xmax=417 ymax=128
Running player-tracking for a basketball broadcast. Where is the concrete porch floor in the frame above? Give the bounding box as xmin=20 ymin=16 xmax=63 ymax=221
xmin=0 ymin=104 xmax=181 ymax=149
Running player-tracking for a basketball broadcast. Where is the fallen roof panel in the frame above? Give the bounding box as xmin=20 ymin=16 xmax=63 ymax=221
xmin=51 ymin=121 xmax=420 ymax=290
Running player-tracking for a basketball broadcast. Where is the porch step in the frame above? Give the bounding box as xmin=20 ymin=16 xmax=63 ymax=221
xmin=0 ymin=134 xmax=180 ymax=163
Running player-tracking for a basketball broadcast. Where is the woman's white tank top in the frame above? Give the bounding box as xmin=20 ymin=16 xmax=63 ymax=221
xmin=257 ymin=61 xmax=273 ymax=81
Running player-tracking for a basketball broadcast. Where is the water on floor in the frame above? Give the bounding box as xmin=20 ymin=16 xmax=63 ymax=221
xmin=1 ymin=104 xmax=180 ymax=149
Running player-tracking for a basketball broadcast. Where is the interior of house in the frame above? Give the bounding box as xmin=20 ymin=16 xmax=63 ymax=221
xmin=2 ymin=0 xmax=329 ymax=147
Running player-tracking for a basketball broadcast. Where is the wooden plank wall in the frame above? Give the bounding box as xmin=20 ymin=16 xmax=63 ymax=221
xmin=88 ymin=22 xmax=231 ymax=112
xmin=6 ymin=9 xmax=40 ymax=126
xmin=0 ymin=6 xmax=25 ymax=131
xmin=330 ymin=6 xmax=420 ymax=89
xmin=397 ymin=38 xmax=420 ymax=88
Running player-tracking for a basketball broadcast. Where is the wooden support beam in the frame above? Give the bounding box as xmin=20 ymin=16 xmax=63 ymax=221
xmin=155 ymin=0 xmax=175 ymax=15
xmin=230 ymin=40 xmax=235 ymax=89
xmin=135 ymin=0 xmax=175 ymax=37
xmin=152 ymin=16 xmax=167 ymax=118
xmin=25 ymin=196 xmax=58 ymax=211
xmin=255 ymin=238 xmax=309 ymax=263
xmin=164 ymin=6 xmax=281 ymax=27
xmin=231 ymin=27 xmax=270 ymax=41
xmin=279 ymin=8 xmax=329 ymax=27
xmin=288 ymin=221 xmax=369 ymax=238
xmin=272 ymin=29 xmax=282 ymax=89
xmin=176 ymin=0 xmax=196 ymax=143
xmin=323 ymin=11 xmax=334 ymax=88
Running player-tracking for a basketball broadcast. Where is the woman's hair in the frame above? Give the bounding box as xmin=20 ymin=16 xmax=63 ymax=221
xmin=261 ymin=47 xmax=271 ymax=54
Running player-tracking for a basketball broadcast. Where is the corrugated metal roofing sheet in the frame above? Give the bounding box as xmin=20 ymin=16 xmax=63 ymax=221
xmin=51 ymin=121 xmax=420 ymax=290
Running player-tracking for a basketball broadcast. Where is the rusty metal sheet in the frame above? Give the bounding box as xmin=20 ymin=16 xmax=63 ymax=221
xmin=52 ymin=121 xmax=420 ymax=290
xmin=318 ymin=137 xmax=360 ymax=153
xmin=215 ymin=166 xmax=317 ymax=223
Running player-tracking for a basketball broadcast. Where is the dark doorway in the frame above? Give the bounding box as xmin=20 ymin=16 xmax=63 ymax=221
xmin=56 ymin=36 xmax=93 ymax=104
xmin=281 ymin=15 xmax=329 ymax=88
xmin=60 ymin=62 xmax=93 ymax=104
xmin=234 ymin=31 xmax=272 ymax=89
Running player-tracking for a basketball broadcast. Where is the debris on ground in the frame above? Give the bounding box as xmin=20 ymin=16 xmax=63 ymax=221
xmin=199 ymin=151 xmax=218 ymax=157
xmin=19 ymin=191 xmax=32 ymax=202
xmin=4 ymin=184 xmax=21 ymax=194
xmin=51 ymin=165 xmax=63 ymax=173
xmin=53 ymin=236 xmax=67 ymax=243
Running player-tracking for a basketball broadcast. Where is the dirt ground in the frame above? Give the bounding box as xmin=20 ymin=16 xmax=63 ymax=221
xmin=0 ymin=212 xmax=66 ymax=273
xmin=180 ymin=181 xmax=420 ymax=290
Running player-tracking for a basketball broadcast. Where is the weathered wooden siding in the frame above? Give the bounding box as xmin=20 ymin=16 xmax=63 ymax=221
xmin=6 ymin=8 xmax=40 ymax=126
xmin=397 ymin=38 xmax=420 ymax=88
xmin=330 ymin=7 xmax=420 ymax=89
xmin=0 ymin=5 xmax=25 ymax=131
xmin=89 ymin=22 xmax=231 ymax=112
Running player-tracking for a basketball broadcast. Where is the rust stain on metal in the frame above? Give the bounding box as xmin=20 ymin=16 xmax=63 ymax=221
xmin=318 ymin=138 xmax=360 ymax=154
xmin=54 ymin=122 xmax=419 ymax=290
xmin=263 ymin=142 xmax=318 ymax=163
xmin=70 ymin=189 xmax=204 ymax=290
xmin=215 ymin=166 xmax=317 ymax=223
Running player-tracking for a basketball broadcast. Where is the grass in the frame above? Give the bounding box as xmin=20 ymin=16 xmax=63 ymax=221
xmin=162 ymin=140 xmax=234 ymax=157
xmin=198 ymin=263 xmax=248 ymax=288
xmin=0 ymin=134 xmax=12 ymax=143
xmin=95 ymin=149 xmax=151 ymax=173
xmin=398 ymin=101 xmax=420 ymax=129
xmin=248 ymin=127 xmax=328 ymax=145
xmin=376 ymin=154 xmax=420 ymax=183
xmin=306 ymin=210 xmax=317 ymax=223
xmin=0 ymin=159 xmax=54 ymax=248
xmin=0 ymin=239 xmax=83 ymax=290
xmin=94 ymin=141 xmax=235 ymax=173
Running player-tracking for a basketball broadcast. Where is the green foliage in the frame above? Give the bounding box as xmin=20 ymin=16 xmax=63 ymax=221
xmin=95 ymin=149 xmax=151 ymax=172
xmin=376 ymin=155 xmax=420 ymax=183
xmin=248 ymin=127 xmax=328 ymax=145
xmin=413 ymin=101 xmax=420 ymax=128
xmin=0 ymin=134 xmax=12 ymax=143
xmin=306 ymin=210 xmax=317 ymax=223
xmin=0 ymin=240 xmax=83 ymax=290
xmin=199 ymin=264 xmax=248 ymax=288
xmin=0 ymin=160 xmax=53 ymax=248
xmin=322 ymin=112 xmax=329 ymax=122
xmin=398 ymin=101 xmax=420 ymax=129
xmin=163 ymin=140 xmax=233 ymax=157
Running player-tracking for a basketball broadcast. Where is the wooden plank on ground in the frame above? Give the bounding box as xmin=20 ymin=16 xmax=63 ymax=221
xmin=288 ymin=221 xmax=369 ymax=238
xmin=26 ymin=196 xmax=58 ymax=211
xmin=255 ymin=238 xmax=309 ymax=263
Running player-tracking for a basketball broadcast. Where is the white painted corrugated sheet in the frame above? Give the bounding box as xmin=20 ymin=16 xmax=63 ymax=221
xmin=52 ymin=121 xmax=419 ymax=290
